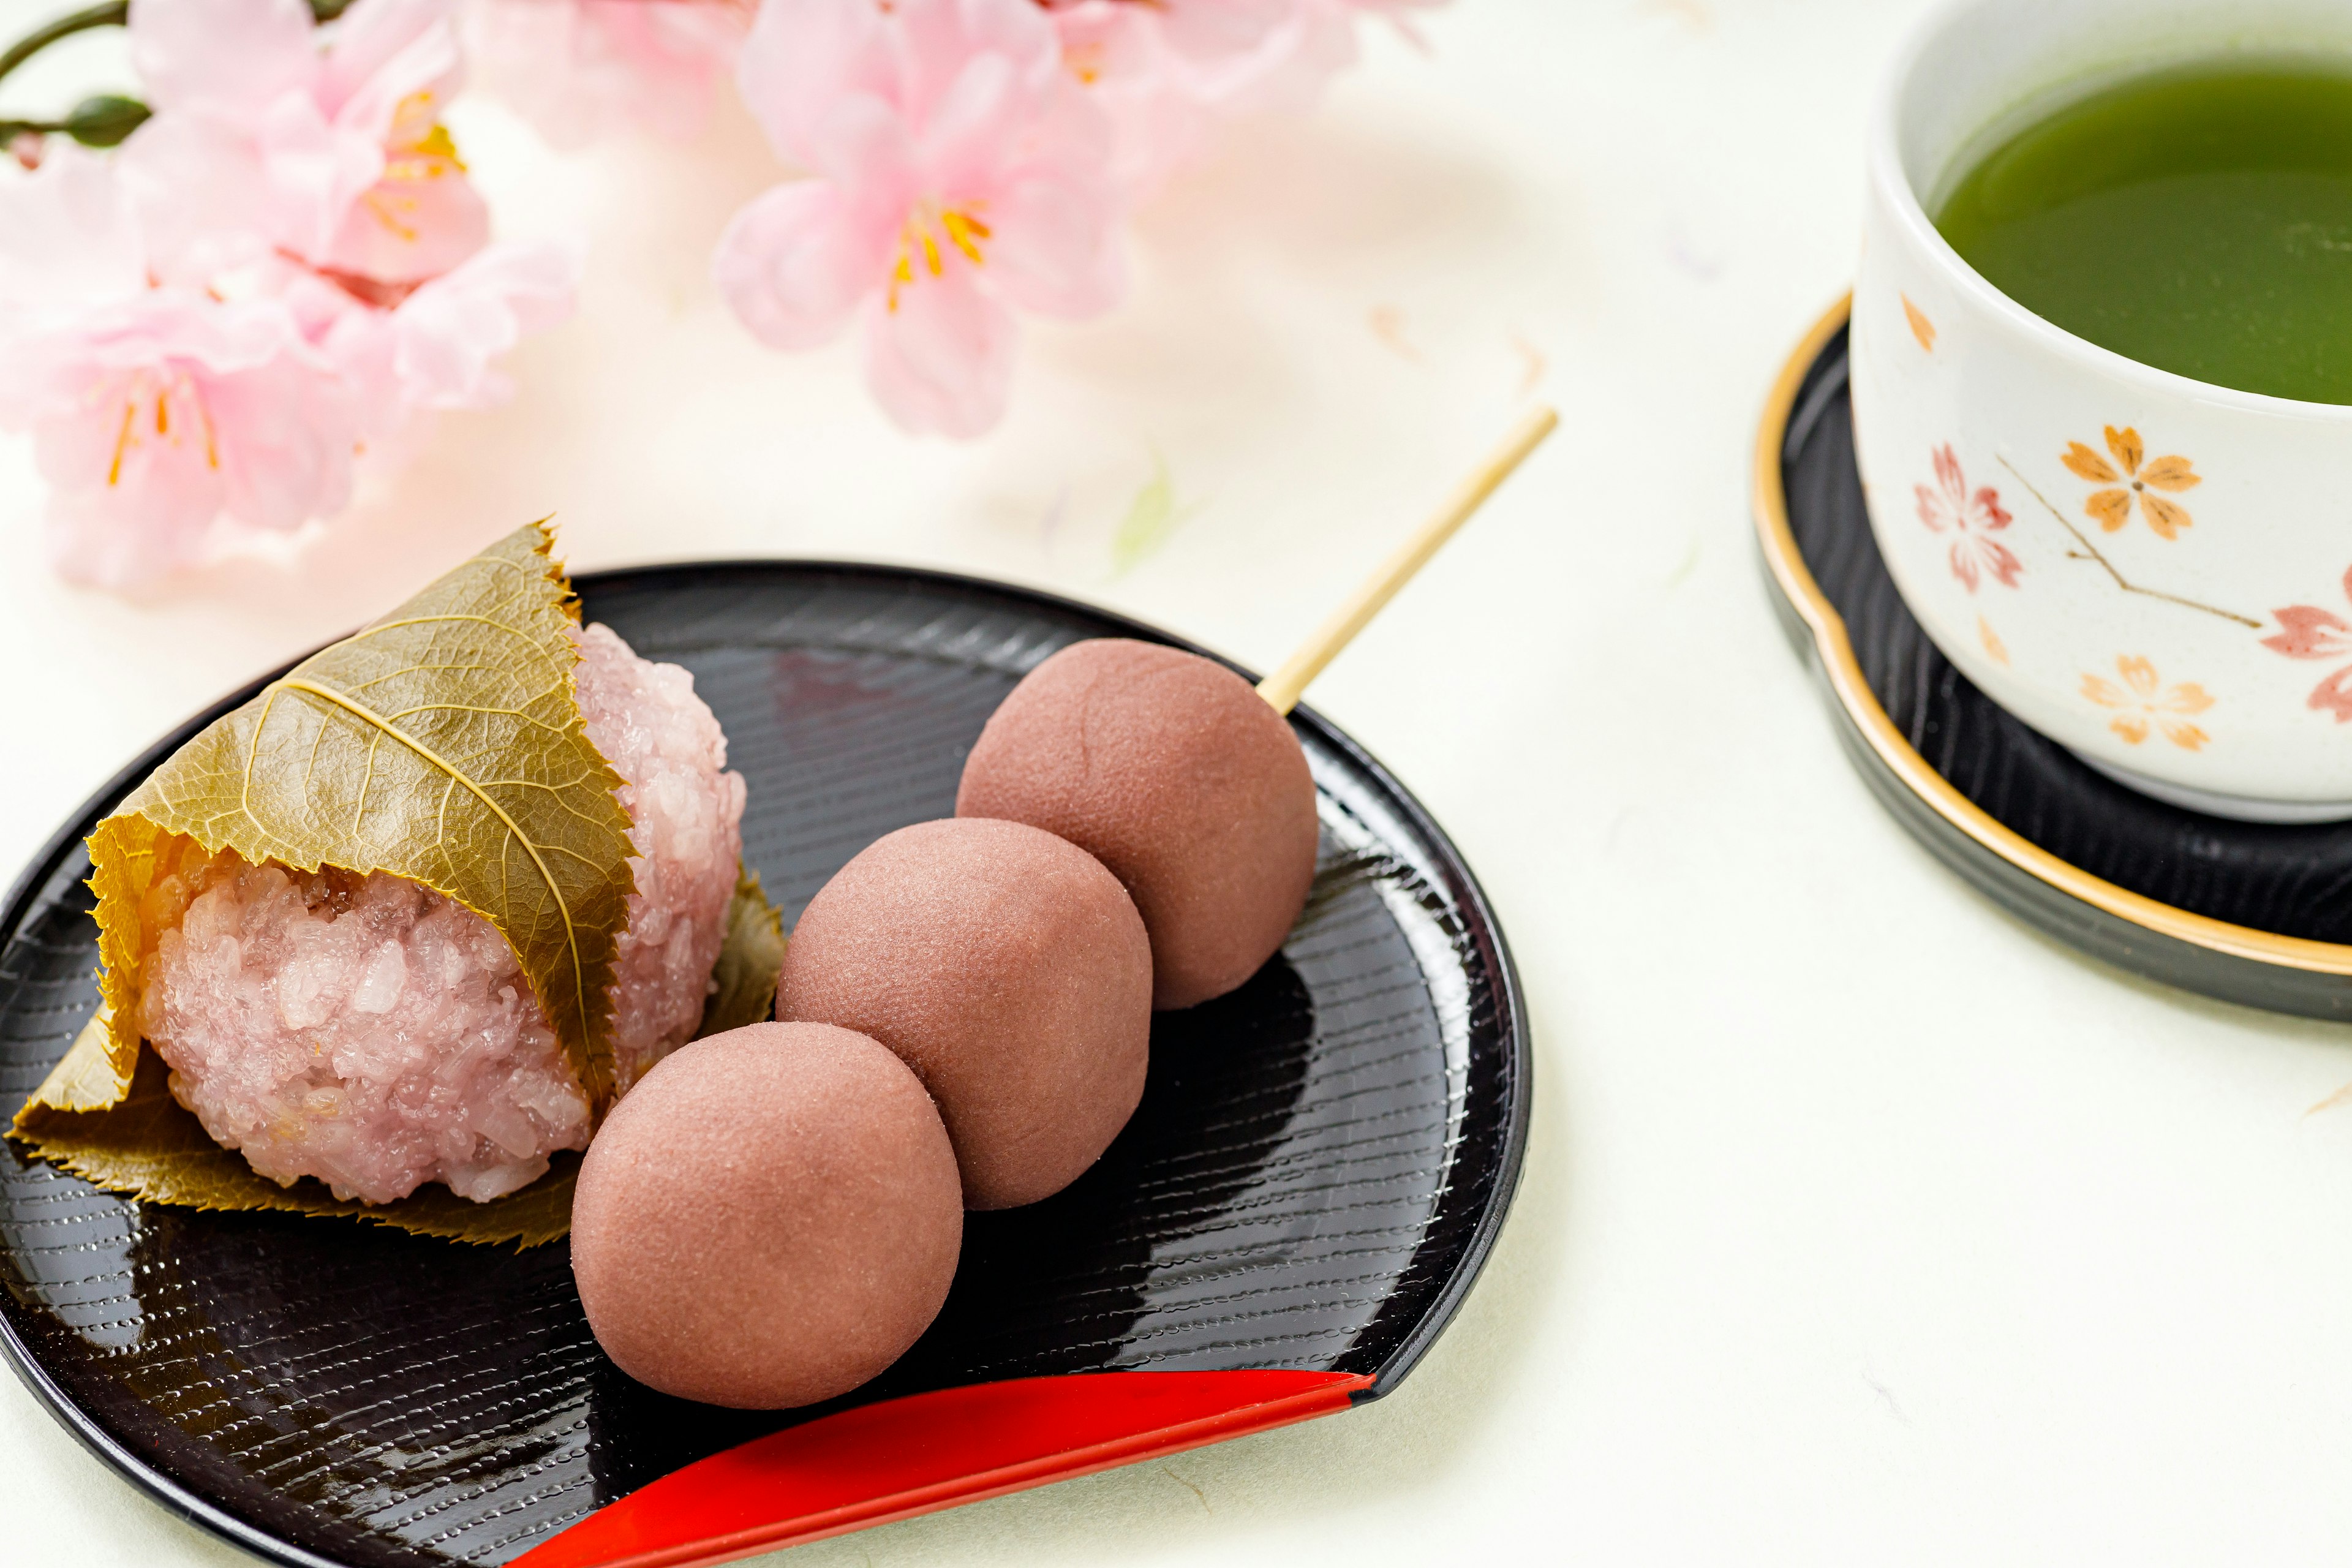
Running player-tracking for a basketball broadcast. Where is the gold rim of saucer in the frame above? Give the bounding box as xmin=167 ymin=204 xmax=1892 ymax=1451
xmin=1753 ymin=291 xmax=2352 ymax=981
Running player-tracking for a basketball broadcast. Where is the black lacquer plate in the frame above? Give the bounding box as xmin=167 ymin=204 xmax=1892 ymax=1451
xmin=1759 ymin=299 xmax=2352 ymax=1018
xmin=0 ymin=564 xmax=1528 ymax=1567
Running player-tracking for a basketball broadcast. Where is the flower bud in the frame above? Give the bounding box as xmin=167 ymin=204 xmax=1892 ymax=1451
xmin=64 ymin=96 xmax=151 ymax=149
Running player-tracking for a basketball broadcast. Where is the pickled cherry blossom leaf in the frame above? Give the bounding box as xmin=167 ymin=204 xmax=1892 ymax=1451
xmin=12 ymin=1016 xmax=577 ymax=1248
xmin=88 ymin=521 xmax=639 ymax=1109
xmin=10 ymin=856 xmax=775 ymax=1246
xmin=696 ymin=868 xmax=785 ymax=1039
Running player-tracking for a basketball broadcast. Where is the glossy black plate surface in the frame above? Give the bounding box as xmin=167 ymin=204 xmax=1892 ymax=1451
xmin=1765 ymin=311 xmax=2352 ymax=1018
xmin=0 ymin=563 xmax=1529 ymax=1567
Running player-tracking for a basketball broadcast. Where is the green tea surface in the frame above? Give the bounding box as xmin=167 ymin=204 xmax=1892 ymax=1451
xmin=1937 ymin=61 xmax=2352 ymax=404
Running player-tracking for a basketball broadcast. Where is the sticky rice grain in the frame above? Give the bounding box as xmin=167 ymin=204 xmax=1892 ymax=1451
xmin=136 ymin=624 xmax=748 ymax=1204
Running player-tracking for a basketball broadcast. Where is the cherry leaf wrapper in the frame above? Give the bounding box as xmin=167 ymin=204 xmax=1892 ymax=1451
xmin=81 ymin=521 xmax=635 ymax=1102
xmin=10 ymin=862 xmax=784 ymax=1249
xmin=4 ymin=522 xmax=784 ymax=1246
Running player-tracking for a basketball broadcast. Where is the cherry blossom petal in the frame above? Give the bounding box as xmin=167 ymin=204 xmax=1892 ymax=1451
xmin=385 ymin=237 xmax=581 ymax=410
xmin=1052 ymin=2 xmax=1211 ymax=198
xmin=981 ymin=170 xmax=1124 ymax=317
xmin=861 ymin=266 xmax=1016 ymax=439
xmin=2117 ymin=656 xmax=2158 ymax=698
xmin=893 ymin=0 xmax=1061 ymax=132
xmin=2086 ymin=489 xmax=2131 ymax=532
xmin=464 ymin=0 xmax=747 ymax=149
xmin=801 ymin=92 xmax=920 ymax=208
xmin=2312 ymin=666 xmax=2352 ymax=723
xmin=40 ymin=399 xmax=229 ymax=585
xmin=2141 ymin=492 xmax=2190 ymax=540
xmin=116 ymin=112 xmax=279 ymax=282
xmin=2163 ymin=682 xmax=2215 ymax=716
xmin=919 ymin=52 xmax=1027 ymax=193
xmin=2139 ymin=454 xmax=2199 ymax=492
xmin=1914 ymin=483 xmax=1951 ymax=533
xmin=1931 ymin=443 xmax=1964 ymax=503
xmin=715 ymin=181 xmax=894 ymax=352
xmin=316 ymin=0 xmax=462 ymax=125
xmin=1154 ymin=0 xmax=1305 ymax=66
xmin=1978 ymin=537 xmax=2022 ymax=588
xmin=2158 ymin=719 xmax=2210 ymax=752
xmin=255 ymin=89 xmax=386 ymax=264
xmin=2105 ymin=424 xmax=2144 ymax=475
xmin=127 ymin=0 xmax=318 ymax=120
xmin=1948 ymin=540 xmax=1981 ymax=592
xmin=2109 ymin=714 xmax=2151 ymax=745
xmin=737 ymin=0 xmax=894 ymax=165
xmin=2263 ymin=606 xmax=2352 ymax=660
xmin=14 ymin=293 xmax=358 ymax=586
xmin=209 ymin=352 xmax=360 ymax=530
xmin=0 ymin=145 xmax=149 ymax=312
xmin=2062 ymin=441 xmax=2118 ymax=483
xmin=1969 ymin=485 xmax=2011 ymax=530
xmin=323 ymin=152 xmax=492 ymax=284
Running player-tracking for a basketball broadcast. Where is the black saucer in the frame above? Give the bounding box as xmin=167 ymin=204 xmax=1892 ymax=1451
xmin=1757 ymin=298 xmax=2352 ymax=1021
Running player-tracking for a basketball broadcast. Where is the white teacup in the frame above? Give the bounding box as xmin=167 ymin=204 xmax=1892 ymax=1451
xmin=1854 ymin=0 xmax=2352 ymax=822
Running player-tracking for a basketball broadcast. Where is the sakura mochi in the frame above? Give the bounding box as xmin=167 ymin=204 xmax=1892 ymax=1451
xmin=954 ymin=639 xmax=1319 ymax=1011
xmin=134 ymin=625 xmax=747 ymax=1205
xmin=775 ymin=817 xmax=1152 ymax=1209
xmin=569 ymin=1023 xmax=963 ymax=1409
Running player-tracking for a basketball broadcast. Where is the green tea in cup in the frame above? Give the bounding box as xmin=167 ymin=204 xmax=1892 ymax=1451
xmin=1936 ymin=59 xmax=2352 ymax=404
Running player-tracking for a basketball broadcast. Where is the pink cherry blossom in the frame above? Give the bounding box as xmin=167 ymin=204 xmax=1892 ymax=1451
xmin=463 ymin=0 xmax=752 ymax=149
xmin=1043 ymin=2 xmax=1210 ymax=199
xmin=123 ymin=0 xmax=489 ymax=288
xmin=303 ymin=237 xmax=584 ymax=440
xmin=2262 ymin=564 xmax=2352 ymax=722
xmin=1039 ymin=0 xmax=1444 ymax=197
xmin=0 ymin=149 xmax=360 ymax=586
xmin=1914 ymin=443 xmax=2020 ymax=593
xmin=714 ymin=0 xmax=1125 ymax=438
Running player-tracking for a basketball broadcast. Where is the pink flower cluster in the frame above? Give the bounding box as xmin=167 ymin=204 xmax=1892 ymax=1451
xmin=712 ymin=0 xmax=1439 ymax=437
xmin=0 ymin=0 xmax=578 ymax=587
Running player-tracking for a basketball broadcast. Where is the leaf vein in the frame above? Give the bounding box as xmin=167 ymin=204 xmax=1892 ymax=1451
xmin=271 ymin=675 xmax=595 ymax=1055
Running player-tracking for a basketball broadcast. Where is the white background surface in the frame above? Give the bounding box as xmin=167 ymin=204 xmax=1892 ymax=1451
xmin=7 ymin=1 xmax=2352 ymax=1563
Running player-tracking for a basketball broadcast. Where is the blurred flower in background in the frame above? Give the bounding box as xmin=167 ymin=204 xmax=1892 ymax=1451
xmin=715 ymin=0 xmax=1126 ymax=437
xmin=0 ymin=146 xmax=360 ymax=584
xmin=0 ymin=0 xmax=578 ymax=587
xmin=712 ymin=0 xmax=1446 ymax=437
xmin=0 ymin=0 xmax=1438 ymax=584
xmin=463 ymin=0 xmax=751 ymax=149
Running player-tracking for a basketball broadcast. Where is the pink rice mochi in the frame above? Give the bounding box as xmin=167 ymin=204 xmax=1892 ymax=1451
xmin=135 ymin=624 xmax=748 ymax=1204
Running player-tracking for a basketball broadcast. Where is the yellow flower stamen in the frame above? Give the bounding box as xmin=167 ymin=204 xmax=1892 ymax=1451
xmin=886 ymin=206 xmax=989 ymax=310
xmin=107 ymin=397 xmax=136 ymax=486
xmin=364 ymin=188 xmax=423 ymax=243
xmin=941 ymin=209 xmax=987 ymax=265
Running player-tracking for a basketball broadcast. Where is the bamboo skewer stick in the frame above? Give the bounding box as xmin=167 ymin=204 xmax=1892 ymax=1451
xmin=1256 ymin=405 xmax=1559 ymax=717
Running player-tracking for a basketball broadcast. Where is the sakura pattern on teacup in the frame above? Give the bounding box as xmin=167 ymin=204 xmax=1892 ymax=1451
xmin=1874 ymin=290 xmax=2352 ymax=783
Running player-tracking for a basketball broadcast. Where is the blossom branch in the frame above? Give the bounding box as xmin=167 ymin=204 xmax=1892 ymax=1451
xmin=0 ymin=0 xmax=353 ymax=91
xmin=1996 ymin=454 xmax=2262 ymax=629
xmin=0 ymin=2 xmax=125 ymax=90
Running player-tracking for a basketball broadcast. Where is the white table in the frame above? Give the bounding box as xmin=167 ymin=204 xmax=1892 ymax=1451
xmin=11 ymin=2 xmax=2352 ymax=1562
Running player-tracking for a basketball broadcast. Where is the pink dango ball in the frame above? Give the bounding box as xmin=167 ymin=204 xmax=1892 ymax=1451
xmin=954 ymin=639 xmax=1320 ymax=1011
xmin=775 ymin=816 xmax=1152 ymax=1210
xmin=569 ymin=1022 xmax=962 ymax=1410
